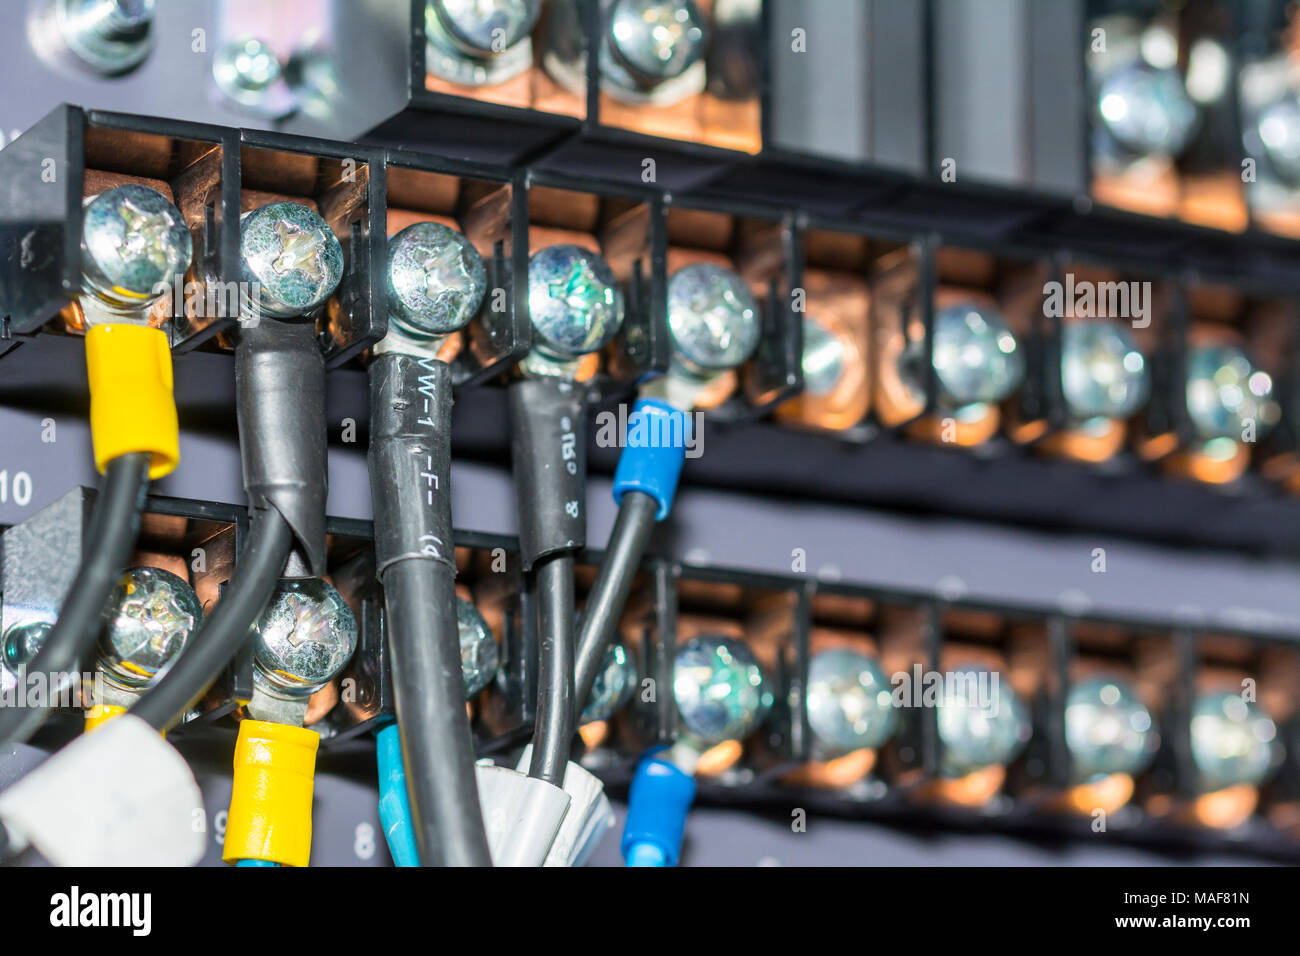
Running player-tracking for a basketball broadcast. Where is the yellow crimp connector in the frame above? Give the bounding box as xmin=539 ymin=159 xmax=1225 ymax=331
xmin=84 ymin=323 xmax=180 ymax=480
xmin=223 ymin=720 xmax=321 ymax=867
xmin=83 ymin=703 xmax=128 ymax=732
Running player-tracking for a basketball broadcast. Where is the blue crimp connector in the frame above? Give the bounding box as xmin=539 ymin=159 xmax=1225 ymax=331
xmin=612 ymin=398 xmax=692 ymax=521
xmin=621 ymin=750 xmax=696 ymax=867
xmin=376 ymin=722 xmax=419 ymax=868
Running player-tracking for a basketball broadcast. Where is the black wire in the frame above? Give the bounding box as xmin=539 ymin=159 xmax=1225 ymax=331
xmin=572 ymin=490 xmax=658 ymax=719
xmin=383 ymin=559 xmax=493 ymax=866
xmin=529 ymin=552 xmax=576 ymax=787
xmin=368 ymin=352 xmax=492 ymax=867
xmin=0 ymin=452 xmax=149 ymax=748
xmin=129 ymin=506 xmax=293 ymax=731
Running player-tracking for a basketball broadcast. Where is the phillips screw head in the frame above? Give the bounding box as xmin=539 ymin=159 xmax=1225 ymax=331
xmin=1061 ymin=320 xmax=1150 ymax=421
xmin=387 ymin=222 xmax=487 ymax=339
xmin=804 ymin=648 xmax=898 ymax=756
xmin=526 ymin=244 xmax=626 ymax=363
xmin=1097 ymin=62 xmax=1198 ymax=159
xmin=901 ymin=303 xmax=1025 ymax=407
xmin=935 ymin=665 xmax=1032 ymax=777
xmin=252 ymin=579 xmax=358 ymax=697
xmin=98 ymin=566 xmax=203 ymax=689
xmin=81 ymin=184 xmax=192 ymax=312
xmin=240 ymin=201 xmax=345 ymax=320
xmin=666 ymin=263 xmax=762 ymax=380
xmin=1185 ymin=343 xmax=1279 ymax=442
xmin=1064 ymin=676 xmax=1158 ymax=781
xmin=606 ymin=0 xmax=708 ymax=85
xmin=457 ymin=597 xmax=499 ymax=699
xmin=432 ymin=0 xmax=540 ymax=56
xmin=1190 ymin=691 xmax=1279 ymax=792
xmin=58 ymin=0 xmax=156 ymax=74
xmin=673 ymin=634 xmax=771 ymax=746
xmin=580 ymin=640 xmax=639 ymax=724
xmin=800 ymin=317 xmax=845 ymax=397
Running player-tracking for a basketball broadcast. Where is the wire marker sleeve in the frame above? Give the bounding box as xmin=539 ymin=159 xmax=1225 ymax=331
xmin=235 ymin=319 xmax=328 ymax=578
xmin=507 ymin=377 xmax=588 ymax=571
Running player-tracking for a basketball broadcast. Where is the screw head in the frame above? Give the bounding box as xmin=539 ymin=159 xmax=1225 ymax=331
xmin=1065 ymin=676 xmax=1158 ymax=781
xmin=1061 ymin=320 xmax=1150 ymax=421
xmin=801 ymin=317 xmax=845 ymax=397
xmin=581 ymin=640 xmax=639 ymax=724
xmin=432 ymin=0 xmax=539 ymax=56
xmin=240 ymin=201 xmax=344 ymax=320
xmin=387 ymin=222 xmax=486 ymax=339
xmin=804 ymin=649 xmax=897 ymax=756
xmin=902 ymin=303 xmax=1024 ymax=407
xmin=1256 ymin=93 xmax=1300 ymax=184
xmin=252 ymin=579 xmax=358 ymax=697
xmin=1 ymin=621 xmax=52 ymax=673
xmin=214 ymin=37 xmax=281 ymax=95
xmin=667 ymin=263 xmax=762 ymax=379
xmin=58 ymin=0 xmax=155 ymax=74
xmin=1185 ymin=343 xmax=1279 ymax=441
xmin=526 ymin=244 xmax=626 ymax=362
xmin=935 ymin=666 xmax=1031 ymax=776
xmin=1191 ymin=691 xmax=1278 ymax=791
xmin=607 ymin=0 xmax=708 ymax=84
xmin=81 ymin=184 xmax=192 ymax=310
xmin=457 ymin=597 xmax=498 ymax=699
xmin=673 ymin=634 xmax=771 ymax=746
xmin=98 ymin=566 xmax=202 ymax=689
xmin=1098 ymin=62 xmax=1198 ymax=158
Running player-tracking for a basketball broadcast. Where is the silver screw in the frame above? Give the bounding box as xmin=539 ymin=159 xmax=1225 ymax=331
xmin=457 ymin=597 xmax=498 ymax=699
xmin=581 ymin=640 xmax=638 ymax=724
xmin=81 ymin=184 xmax=192 ymax=315
xmin=58 ymin=0 xmax=155 ymax=74
xmin=901 ymin=303 xmax=1024 ymax=407
xmin=801 ymin=317 xmax=844 ymax=397
xmin=673 ymin=634 xmax=771 ymax=746
xmin=1064 ymin=676 xmax=1158 ymax=781
xmin=432 ymin=0 xmax=539 ymax=56
xmin=240 ymin=201 xmax=345 ymax=320
xmin=804 ymin=649 xmax=897 ymax=756
xmin=98 ymin=566 xmax=202 ymax=689
xmin=212 ymin=37 xmax=300 ymax=118
xmin=935 ymin=665 xmax=1031 ymax=777
xmin=1185 ymin=343 xmax=1279 ymax=441
xmin=1097 ymin=62 xmax=1198 ymax=159
xmin=525 ymin=244 xmax=626 ymax=367
xmin=667 ymin=263 xmax=761 ymax=381
xmin=1256 ymin=93 xmax=1300 ymax=185
xmin=252 ymin=579 xmax=358 ymax=698
xmin=387 ymin=222 xmax=486 ymax=340
xmin=1 ymin=621 xmax=51 ymax=673
xmin=606 ymin=0 xmax=708 ymax=85
xmin=1190 ymin=691 xmax=1279 ymax=792
xmin=1060 ymin=320 xmax=1150 ymax=421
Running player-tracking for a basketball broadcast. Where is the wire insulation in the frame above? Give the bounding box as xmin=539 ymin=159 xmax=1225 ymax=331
xmin=529 ymin=552 xmax=576 ymax=787
xmin=130 ymin=506 xmax=293 ymax=731
xmin=0 ymin=452 xmax=149 ymax=747
xmin=572 ymin=489 xmax=658 ymax=718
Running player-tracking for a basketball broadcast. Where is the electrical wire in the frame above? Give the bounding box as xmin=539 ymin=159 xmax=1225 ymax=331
xmin=529 ymin=552 xmax=576 ymax=787
xmin=572 ymin=489 xmax=658 ymax=718
xmin=368 ymin=351 xmax=491 ymax=867
xmin=0 ymin=451 xmax=149 ymax=748
xmin=382 ymin=558 xmax=492 ymax=866
xmin=130 ymin=506 xmax=293 ymax=731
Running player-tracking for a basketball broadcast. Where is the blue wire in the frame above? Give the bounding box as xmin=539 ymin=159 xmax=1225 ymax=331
xmin=376 ymin=721 xmax=419 ymax=867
